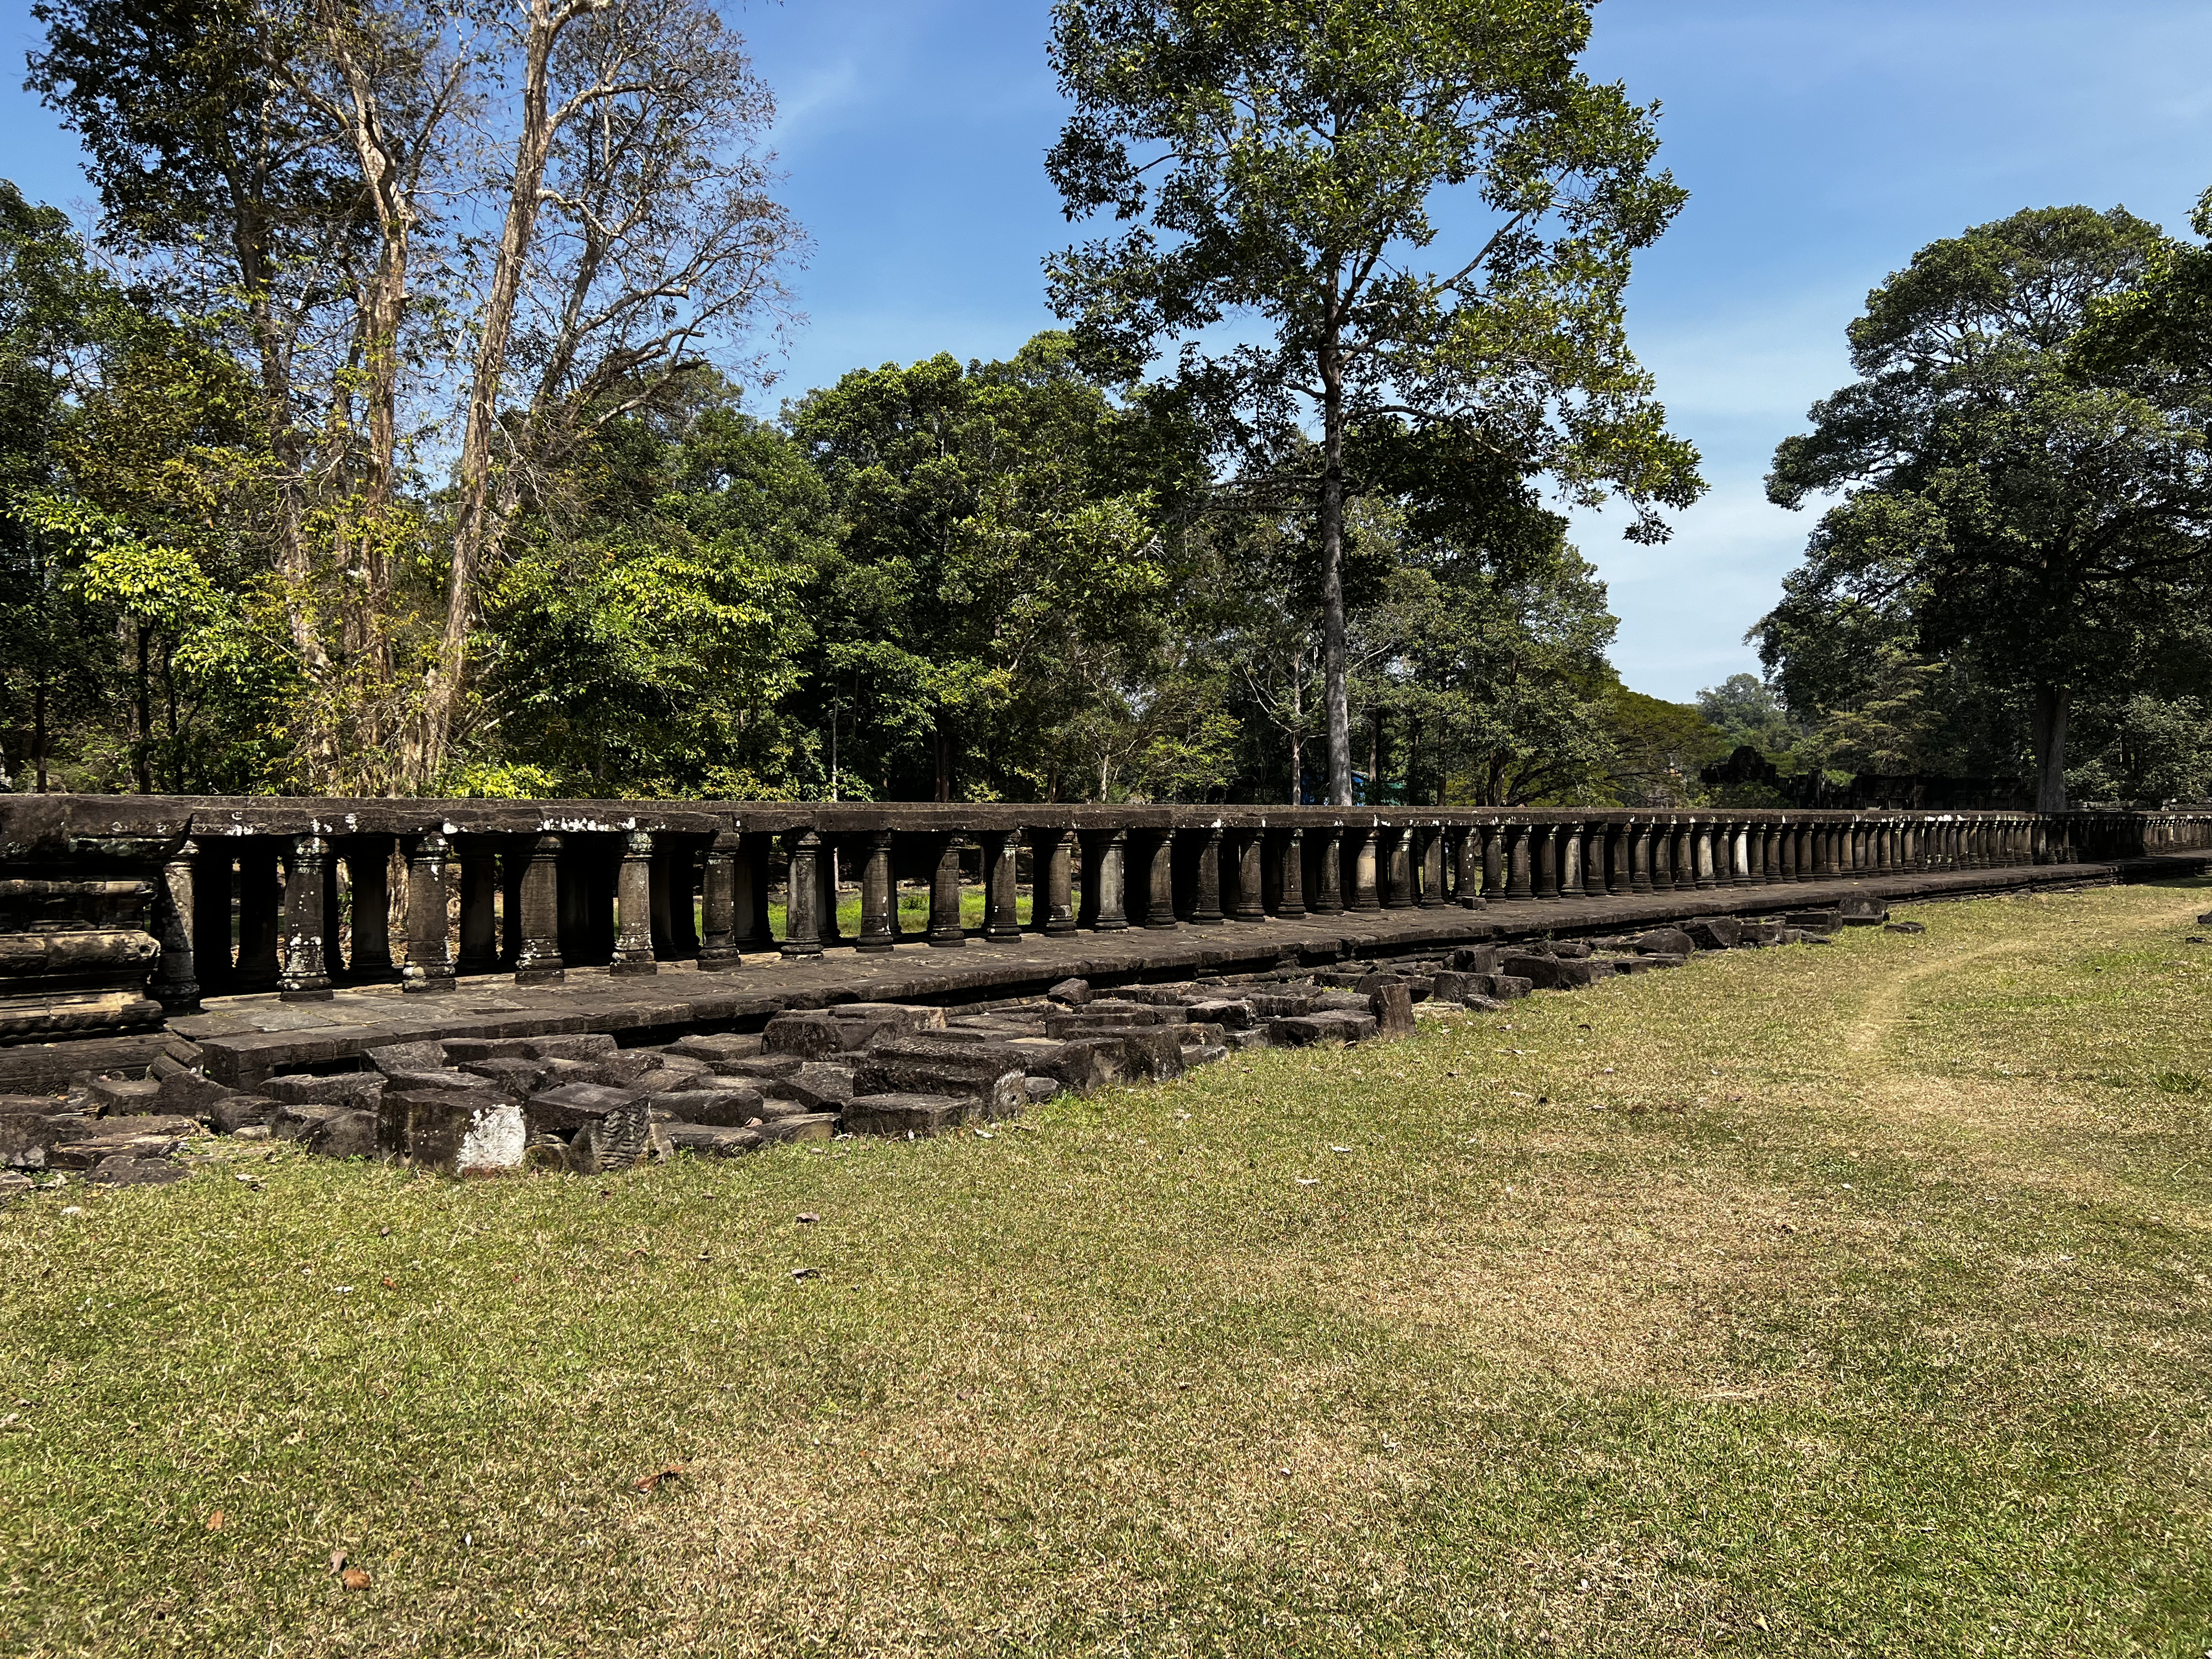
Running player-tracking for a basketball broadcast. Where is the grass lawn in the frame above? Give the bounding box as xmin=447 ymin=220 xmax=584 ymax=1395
xmin=4 ymin=878 xmax=2210 ymax=1657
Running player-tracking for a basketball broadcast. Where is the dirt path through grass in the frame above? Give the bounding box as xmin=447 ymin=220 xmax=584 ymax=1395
xmin=2 ymin=879 xmax=2209 ymax=1657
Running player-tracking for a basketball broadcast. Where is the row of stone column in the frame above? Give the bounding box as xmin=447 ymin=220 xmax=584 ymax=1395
xmin=146 ymin=812 xmax=2068 ymax=1007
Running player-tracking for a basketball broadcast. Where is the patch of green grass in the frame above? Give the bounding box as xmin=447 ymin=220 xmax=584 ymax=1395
xmin=3 ymin=879 xmax=2210 ymax=1655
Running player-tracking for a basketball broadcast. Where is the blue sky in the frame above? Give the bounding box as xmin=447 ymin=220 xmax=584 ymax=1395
xmin=6 ymin=0 xmax=2211 ymax=702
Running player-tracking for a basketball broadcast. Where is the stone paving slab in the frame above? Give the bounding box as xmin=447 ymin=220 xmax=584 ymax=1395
xmin=167 ymin=853 xmax=2211 ymax=1088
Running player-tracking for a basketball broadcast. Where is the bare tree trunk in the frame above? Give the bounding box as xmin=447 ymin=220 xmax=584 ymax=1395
xmin=414 ymin=0 xmax=599 ymax=791
xmin=1319 ymin=325 xmax=1351 ymax=805
xmin=1287 ymin=648 xmax=1304 ymax=803
xmin=2031 ymin=682 xmax=2070 ymax=812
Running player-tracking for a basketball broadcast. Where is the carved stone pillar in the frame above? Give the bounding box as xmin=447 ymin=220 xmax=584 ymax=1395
xmin=980 ymin=830 xmax=1023 ymax=941
xmin=1557 ymin=822 xmax=1583 ymax=898
xmin=279 ymin=833 xmax=334 ymax=1002
xmin=927 ymin=832 xmax=967 ymax=946
xmin=1311 ymin=826 xmax=1345 ymax=914
xmin=1348 ymin=826 xmax=1383 ymax=912
xmin=1629 ymin=822 xmax=1653 ymax=895
xmin=1077 ymin=829 xmax=1129 ymax=931
xmin=153 ymin=838 xmax=200 ymax=1012
xmin=613 ymin=830 xmax=658 ymax=975
xmin=1031 ymin=828 xmax=1078 ymax=936
xmin=1451 ymin=827 xmax=1483 ymax=909
xmin=1135 ymin=830 xmax=1178 ymax=928
xmin=400 ymin=832 xmax=454 ymax=994
xmin=699 ymin=829 xmax=744 ymax=968
xmin=456 ymin=843 xmax=499 ymax=977
xmin=515 ymin=833 xmax=565 ymax=985
xmin=1672 ymin=822 xmax=1698 ymax=892
xmin=1227 ymin=828 xmax=1265 ymax=921
xmin=1481 ymin=824 xmax=1505 ymax=900
xmin=1273 ymin=827 xmax=1308 ymax=918
xmin=848 ymin=829 xmax=894 ymax=952
xmin=782 ymin=830 xmax=825 ymax=958
xmin=319 ymin=852 xmax=345 ymax=982
xmin=1505 ymin=823 xmax=1535 ymax=900
xmin=1380 ymin=826 xmax=1415 ymax=910
xmin=1533 ymin=824 xmax=1561 ymax=900
xmin=1189 ymin=825 xmax=1227 ymax=925
xmin=1418 ymin=826 xmax=1448 ymax=908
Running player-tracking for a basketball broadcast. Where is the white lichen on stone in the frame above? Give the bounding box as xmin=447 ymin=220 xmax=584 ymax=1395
xmin=456 ymin=1102 xmax=526 ymax=1173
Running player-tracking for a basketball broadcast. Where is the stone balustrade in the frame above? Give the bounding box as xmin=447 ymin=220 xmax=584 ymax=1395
xmin=3 ymin=794 xmax=2209 ymax=1041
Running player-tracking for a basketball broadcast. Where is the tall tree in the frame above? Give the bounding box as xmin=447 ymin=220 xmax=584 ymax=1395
xmin=1044 ymin=0 xmax=1702 ymax=804
xmin=1766 ymin=206 xmax=2212 ymax=811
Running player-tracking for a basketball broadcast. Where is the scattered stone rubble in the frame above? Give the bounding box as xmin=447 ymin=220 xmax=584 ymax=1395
xmin=0 ymin=902 xmax=1880 ymax=1196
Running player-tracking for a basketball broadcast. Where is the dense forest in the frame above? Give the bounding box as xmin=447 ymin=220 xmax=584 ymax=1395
xmin=3 ymin=0 xmax=2209 ymax=808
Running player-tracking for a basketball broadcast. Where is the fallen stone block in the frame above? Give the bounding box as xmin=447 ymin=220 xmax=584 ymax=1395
xmin=669 ymin=1031 xmax=764 ymax=1063
xmin=1500 ymin=953 xmax=1604 ymax=990
xmin=1736 ymin=922 xmax=1783 ymax=947
xmin=851 ymin=1051 xmax=1027 ymax=1116
xmin=566 ymin=1103 xmax=654 ymax=1173
xmin=1368 ymin=984 xmax=1416 ymax=1039
xmin=210 ymin=1094 xmax=276 ymax=1133
xmin=0 ymin=1095 xmax=56 ymax=1115
xmin=577 ymin=1052 xmax=656 ymax=1088
xmin=1606 ymin=957 xmax=1655 ymax=975
xmin=1638 ymin=954 xmax=1684 ymax=971
xmin=763 ymin=1012 xmax=847 ymax=1059
xmin=1682 ymin=919 xmax=1741 ymax=951
xmin=1267 ymin=1010 xmax=1378 ymax=1047
xmin=1634 ymin=928 xmax=1697 ymax=957
xmin=379 ymin=1087 xmax=528 ymax=1176
xmin=713 ymin=1053 xmax=804 ymax=1081
xmin=1244 ymin=990 xmax=1331 ymax=1019
xmin=1047 ymin=978 xmax=1091 ymax=1006
xmin=49 ymin=1130 xmax=186 ymax=1170
xmin=0 ymin=1114 xmax=59 ymax=1169
xmin=663 ymin=1123 xmax=764 ymax=1157
xmin=384 ymin=1065 xmax=500 ymax=1094
xmin=366 ymin=1040 xmax=448 ymax=1076
xmin=1023 ymin=1076 xmax=1059 ymax=1102
xmin=770 ymin=1062 xmax=856 ymax=1112
xmin=154 ymin=1071 xmax=233 ymax=1124
xmin=1885 ymin=921 xmax=1927 ymax=935
xmin=261 ymin=1071 xmax=385 ymax=1109
xmin=650 ymin=1084 xmax=767 ymax=1128
xmin=0 ymin=1170 xmax=32 ymax=1202
xmin=1838 ymin=896 xmax=1890 ymax=925
xmin=1184 ymin=998 xmax=1256 ymax=1030
xmin=525 ymin=1081 xmax=646 ymax=1136
xmin=458 ymin=1057 xmax=550 ymax=1094
xmin=1548 ymin=941 xmax=1593 ymax=960
xmin=87 ymin=1075 xmax=162 ymax=1114
xmin=272 ymin=1101 xmax=345 ymax=1143
xmin=1784 ymin=909 xmax=1842 ymax=936
xmin=832 ymin=1003 xmax=946 ymax=1040
xmin=442 ymin=1038 xmax=536 ymax=1063
xmin=519 ymin=1035 xmax=618 ymax=1063
xmin=843 ymin=1093 xmax=968 ymax=1138
xmin=87 ymin=1154 xmax=186 ymax=1187
xmin=1449 ymin=944 xmax=1504 ymax=974
xmin=756 ymin=1112 xmax=839 ymax=1145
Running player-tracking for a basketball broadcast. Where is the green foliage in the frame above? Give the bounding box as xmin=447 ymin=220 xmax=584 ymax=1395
xmin=1762 ymin=205 xmax=2212 ymax=809
xmin=1603 ymin=687 xmax=1729 ymax=807
xmin=1045 ymin=0 xmax=1703 ymax=800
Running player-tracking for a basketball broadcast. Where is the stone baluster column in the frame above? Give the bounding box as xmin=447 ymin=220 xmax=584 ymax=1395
xmin=1483 ymin=824 xmax=1507 ymax=899
xmin=1030 ymin=828 xmax=1078 ymax=936
xmin=613 ymin=830 xmax=659 ymax=975
xmin=1275 ymin=827 xmax=1309 ymax=917
xmin=153 ymin=838 xmax=200 ymax=1012
xmin=1630 ymin=821 xmax=1653 ymax=894
xmin=1532 ymin=823 xmax=1561 ymax=900
xmin=234 ymin=841 xmax=281 ymax=993
xmin=1379 ymin=826 xmax=1415 ymax=910
xmin=456 ymin=841 xmax=499 ymax=977
xmin=1347 ymin=826 xmax=1383 ymax=912
xmin=1312 ymin=826 xmax=1347 ymax=914
xmin=1495 ymin=827 xmax=1531 ymax=902
xmin=1133 ymin=829 xmax=1178 ymax=928
xmin=279 ymin=832 xmax=334 ymax=1002
xmin=1650 ymin=820 xmax=1673 ymax=891
xmin=849 ymin=829 xmax=895 ymax=952
xmin=1078 ymin=829 xmax=1130 ymax=930
xmin=980 ymin=830 xmax=1024 ymax=941
xmin=781 ymin=829 xmax=825 ymax=957
xmin=191 ymin=842 xmax=234 ymax=998
xmin=400 ymin=831 xmax=455 ymax=994
xmin=1451 ymin=826 xmax=1482 ymax=909
xmin=1684 ymin=821 xmax=1710 ymax=890
xmin=926 ymin=832 xmax=968 ymax=946
xmin=1723 ymin=820 xmax=1748 ymax=886
xmin=515 ymin=833 xmax=565 ymax=985
xmin=700 ymin=829 xmax=745 ymax=968
xmin=1228 ymin=827 xmax=1266 ymax=920
xmin=1667 ymin=821 xmax=1693 ymax=891
xmin=1418 ymin=825 xmax=1449 ymax=908
xmin=1557 ymin=821 xmax=1584 ymax=898
xmin=1188 ymin=825 xmax=1227 ymax=925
